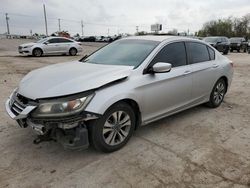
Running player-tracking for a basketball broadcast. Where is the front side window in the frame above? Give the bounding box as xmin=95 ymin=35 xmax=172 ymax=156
xmin=186 ymin=42 xmax=210 ymax=64
xmin=82 ymin=39 xmax=159 ymax=68
xmin=48 ymin=38 xmax=59 ymax=43
xmin=151 ymin=42 xmax=187 ymax=67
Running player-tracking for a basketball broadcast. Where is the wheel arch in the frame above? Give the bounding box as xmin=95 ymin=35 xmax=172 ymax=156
xmin=219 ymin=76 xmax=228 ymax=93
xmin=69 ymin=47 xmax=77 ymax=52
xmin=108 ymin=98 xmax=141 ymax=130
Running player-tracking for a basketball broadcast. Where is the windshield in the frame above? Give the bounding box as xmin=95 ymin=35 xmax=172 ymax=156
xmin=36 ymin=38 xmax=48 ymax=43
xmin=230 ymin=38 xmax=243 ymax=43
xmin=82 ymin=39 xmax=159 ymax=67
xmin=203 ymin=37 xmax=219 ymax=43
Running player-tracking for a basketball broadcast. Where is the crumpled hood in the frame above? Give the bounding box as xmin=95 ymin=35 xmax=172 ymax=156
xmin=20 ymin=42 xmax=36 ymax=47
xmin=18 ymin=61 xmax=133 ymax=100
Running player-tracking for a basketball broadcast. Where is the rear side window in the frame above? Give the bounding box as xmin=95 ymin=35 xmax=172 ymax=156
xmin=186 ymin=42 xmax=210 ymax=64
xmin=58 ymin=38 xmax=73 ymax=43
xmin=151 ymin=42 xmax=187 ymax=67
xmin=207 ymin=47 xmax=215 ymax=60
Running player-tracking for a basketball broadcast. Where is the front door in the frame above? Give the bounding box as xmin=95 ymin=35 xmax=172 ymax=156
xmin=137 ymin=42 xmax=193 ymax=123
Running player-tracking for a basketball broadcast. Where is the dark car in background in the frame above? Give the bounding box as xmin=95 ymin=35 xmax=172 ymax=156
xmin=229 ymin=37 xmax=247 ymax=52
xmin=248 ymin=41 xmax=250 ymax=54
xmin=78 ymin=36 xmax=96 ymax=42
xmin=203 ymin=36 xmax=230 ymax=55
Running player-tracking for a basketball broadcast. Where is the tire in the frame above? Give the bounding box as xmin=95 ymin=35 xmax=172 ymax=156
xmin=69 ymin=48 xmax=77 ymax=56
xmin=88 ymin=102 xmax=136 ymax=153
xmin=237 ymin=49 xmax=240 ymax=53
xmin=32 ymin=48 xmax=43 ymax=57
xmin=230 ymin=49 xmax=233 ymax=52
xmin=206 ymin=78 xmax=227 ymax=108
xmin=223 ymin=48 xmax=228 ymax=55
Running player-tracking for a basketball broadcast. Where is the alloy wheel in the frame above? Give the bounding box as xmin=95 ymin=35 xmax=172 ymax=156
xmin=213 ymin=82 xmax=225 ymax=104
xmin=102 ymin=111 xmax=131 ymax=146
xmin=33 ymin=49 xmax=42 ymax=57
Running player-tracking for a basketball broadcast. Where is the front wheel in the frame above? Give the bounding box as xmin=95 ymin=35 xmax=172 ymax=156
xmin=32 ymin=48 xmax=43 ymax=57
xmin=206 ymin=78 xmax=227 ymax=108
xmin=88 ymin=102 xmax=136 ymax=152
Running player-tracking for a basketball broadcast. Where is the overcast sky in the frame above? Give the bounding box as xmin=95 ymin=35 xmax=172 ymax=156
xmin=0 ymin=0 xmax=249 ymax=36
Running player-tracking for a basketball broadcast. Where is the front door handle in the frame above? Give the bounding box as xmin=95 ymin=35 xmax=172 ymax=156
xmin=212 ymin=64 xmax=219 ymax=68
xmin=183 ymin=70 xmax=192 ymax=75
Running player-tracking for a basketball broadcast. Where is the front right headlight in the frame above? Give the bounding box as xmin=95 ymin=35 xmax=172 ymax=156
xmin=32 ymin=94 xmax=94 ymax=118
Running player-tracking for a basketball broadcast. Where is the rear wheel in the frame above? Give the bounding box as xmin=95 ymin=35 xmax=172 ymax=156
xmin=69 ymin=48 xmax=77 ymax=56
xmin=207 ymin=78 xmax=227 ymax=108
xmin=88 ymin=102 xmax=136 ymax=153
xmin=32 ymin=48 xmax=43 ymax=57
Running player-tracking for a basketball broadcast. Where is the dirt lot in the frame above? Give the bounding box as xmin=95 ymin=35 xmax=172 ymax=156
xmin=0 ymin=38 xmax=250 ymax=188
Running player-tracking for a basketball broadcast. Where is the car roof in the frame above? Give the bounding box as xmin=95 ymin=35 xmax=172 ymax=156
xmin=46 ymin=36 xmax=72 ymax=40
xmin=122 ymin=35 xmax=199 ymax=43
xmin=204 ymin=36 xmax=228 ymax=38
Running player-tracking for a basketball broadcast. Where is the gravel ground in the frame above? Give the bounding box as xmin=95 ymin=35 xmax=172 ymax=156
xmin=0 ymin=39 xmax=250 ymax=188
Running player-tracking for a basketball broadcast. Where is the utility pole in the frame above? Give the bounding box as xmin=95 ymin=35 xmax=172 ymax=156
xmin=81 ymin=20 xmax=84 ymax=36
xmin=5 ymin=13 xmax=10 ymax=35
xmin=58 ymin=18 xmax=61 ymax=32
xmin=43 ymin=3 xmax=48 ymax=36
xmin=136 ymin=26 xmax=139 ymax=34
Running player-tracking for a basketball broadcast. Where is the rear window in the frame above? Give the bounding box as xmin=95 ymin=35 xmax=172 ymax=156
xmin=186 ymin=42 xmax=210 ymax=64
xmin=230 ymin=38 xmax=243 ymax=43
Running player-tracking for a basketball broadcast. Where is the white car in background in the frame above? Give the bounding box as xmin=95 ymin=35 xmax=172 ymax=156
xmin=18 ymin=37 xmax=83 ymax=57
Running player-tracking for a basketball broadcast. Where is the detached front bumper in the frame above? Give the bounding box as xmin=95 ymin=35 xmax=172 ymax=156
xmin=5 ymin=98 xmax=36 ymax=121
xmin=5 ymin=94 xmax=99 ymax=150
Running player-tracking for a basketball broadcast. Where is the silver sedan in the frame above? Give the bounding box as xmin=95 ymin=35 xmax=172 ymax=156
xmin=18 ymin=37 xmax=83 ymax=57
xmin=6 ymin=36 xmax=233 ymax=152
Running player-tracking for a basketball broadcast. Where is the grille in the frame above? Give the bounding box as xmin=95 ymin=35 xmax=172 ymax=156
xmin=10 ymin=93 xmax=29 ymax=116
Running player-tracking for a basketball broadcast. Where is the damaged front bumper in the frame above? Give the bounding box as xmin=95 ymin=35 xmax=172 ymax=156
xmin=5 ymin=94 xmax=99 ymax=150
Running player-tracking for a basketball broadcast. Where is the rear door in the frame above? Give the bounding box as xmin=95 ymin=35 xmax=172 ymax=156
xmin=57 ymin=38 xmax=73 ymax=52
xmin=186 ymin=42 xmax=219 ymax=102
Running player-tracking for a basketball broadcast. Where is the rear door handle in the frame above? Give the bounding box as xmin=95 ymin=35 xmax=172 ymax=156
xmin=183 ymin=70 xmax=192 ymax=75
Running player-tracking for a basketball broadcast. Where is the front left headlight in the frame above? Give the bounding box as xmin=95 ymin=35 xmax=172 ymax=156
xmin=32 ymin=94 xmax=94 ymax=118
xmin=23 ymin=45 xmax=34 ymax=48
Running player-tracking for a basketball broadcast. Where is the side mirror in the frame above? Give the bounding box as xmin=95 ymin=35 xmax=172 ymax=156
xmin=148 ymin=62 xmax=172 ymax=74
xmin=44 ymin=41 xmax=49 ymax=45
